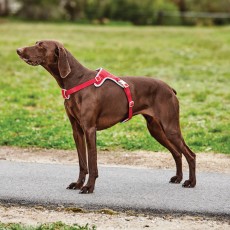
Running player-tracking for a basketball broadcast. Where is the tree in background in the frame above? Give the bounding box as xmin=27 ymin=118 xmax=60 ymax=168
xmin=6 ymin=0 xmax=230 ymax=25
xmin=153 ymin=0 xmax=180 ymax=25
xmin=171 ymin=0 xmax=187 ymax=24
xmin=187 ymin=0 xmax=230 ymax=13
xmin=84 ymin=0 xmax=111 ymax=23
xmin=62 ymin=0 xmax=87 ymax=21
xmin=13 ymin=0 xmax=179 ymax=24
xmin=0 ymin=0 xmax=10 ymax=16
xmin=104 ymin=0 xmax=156 ymax=25
xmin=187 ymin=0 xmax=230 ymax=25
xmin=16 ymin=0 xmax=64 ymax=20
xmin=84 ymin=0 xmax=179 ymax=25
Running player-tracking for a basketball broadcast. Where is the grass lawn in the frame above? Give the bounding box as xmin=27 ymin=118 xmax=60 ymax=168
xmin=0 ymin=21 xmax=229 ymax=153
xmin=0 ymin=221 xmax=96 ymax=230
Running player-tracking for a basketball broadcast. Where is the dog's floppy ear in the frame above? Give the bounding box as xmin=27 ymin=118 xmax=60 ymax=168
xmin=57 ymin=46 xmax=71 ymax=78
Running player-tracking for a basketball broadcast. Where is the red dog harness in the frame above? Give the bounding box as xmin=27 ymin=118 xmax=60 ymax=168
xmin=62 ymin=68 xmax=134 ymax=122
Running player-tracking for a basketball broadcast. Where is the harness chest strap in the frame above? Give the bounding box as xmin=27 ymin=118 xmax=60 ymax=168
xmin=62 ymin=68 xmax=134 ymax=122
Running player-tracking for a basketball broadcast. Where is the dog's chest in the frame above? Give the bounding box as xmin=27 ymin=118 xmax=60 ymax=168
xmin=64 ymin=99 xmax=81 ymax=120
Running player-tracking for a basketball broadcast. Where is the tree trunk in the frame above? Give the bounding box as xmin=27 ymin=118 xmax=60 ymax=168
xmin=0 ymin=0 xmax=10 ymax=16
xmin=178 ymin=0 xmax=187 ymax=24
xmin=172 ymin=0 xmax=187 ymax=25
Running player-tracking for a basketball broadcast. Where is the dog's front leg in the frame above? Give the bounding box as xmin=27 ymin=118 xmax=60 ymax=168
xmin=65 ymin=110 xmax=88 ymax=190
xmin=80 ymin=127 xmax=98 ymax=194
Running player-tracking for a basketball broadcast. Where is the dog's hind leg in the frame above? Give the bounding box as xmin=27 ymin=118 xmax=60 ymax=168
xmin=144 ymin=115 xmax=183 ymax=184
xmin=167 ymin=134 xmax=196 ymax=187
xmin=156 ymin=99 xmax=196 ymax=188
xmin=147 ymin=88 xmax=196 ymax=187
xmin=146 ymin=113 xmax=196 ymax=188
xmin=183 ymin=143 xmax=196 ymax=187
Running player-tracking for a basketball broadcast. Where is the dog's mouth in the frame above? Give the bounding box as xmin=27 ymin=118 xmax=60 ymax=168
xmin=19 ymin=55 xmax=41 ymax=66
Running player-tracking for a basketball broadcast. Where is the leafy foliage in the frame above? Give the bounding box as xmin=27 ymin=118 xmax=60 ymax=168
xmin=12 ymin=0 xmax=230 ymax=25
xmin=16 ymin=0 xmax=64 ymax=20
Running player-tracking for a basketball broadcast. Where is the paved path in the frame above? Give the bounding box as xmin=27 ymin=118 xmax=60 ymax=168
xmin=0 ymin=161 xmax=229 ymax=217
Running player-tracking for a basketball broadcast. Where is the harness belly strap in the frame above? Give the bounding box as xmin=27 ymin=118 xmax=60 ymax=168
xmin=62 ymin=68 xmax=134 ymax=122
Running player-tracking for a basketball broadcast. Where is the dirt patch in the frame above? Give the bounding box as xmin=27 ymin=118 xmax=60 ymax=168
xmin=0 ymin=205 xmax=229 ymax=230
xmin=0 ymin=146 xmax=229 ymax=173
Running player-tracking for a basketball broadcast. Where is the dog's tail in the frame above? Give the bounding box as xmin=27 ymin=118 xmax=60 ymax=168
xmin=172 ymin=88 xmax=177 ymax=95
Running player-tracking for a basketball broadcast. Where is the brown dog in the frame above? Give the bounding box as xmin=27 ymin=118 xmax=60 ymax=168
xmin=17 ymin=40 xmax=196 ymax=193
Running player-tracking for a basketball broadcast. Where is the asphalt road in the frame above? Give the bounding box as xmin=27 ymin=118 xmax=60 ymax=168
xmin=0 ymin=160 xmax=229 ymax=217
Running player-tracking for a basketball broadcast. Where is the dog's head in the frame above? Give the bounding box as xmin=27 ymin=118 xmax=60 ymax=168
xmin=16 ymin=40 xmax=71 ymax=78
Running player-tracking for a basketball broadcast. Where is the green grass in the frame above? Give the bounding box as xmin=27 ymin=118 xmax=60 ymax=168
xmin=0 ymin=21 xmax=229 ymax=153
xmin=0 ymin=221 xmax=96 ymax=230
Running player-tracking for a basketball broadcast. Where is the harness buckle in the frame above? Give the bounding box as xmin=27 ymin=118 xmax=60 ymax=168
xmin=129 ymin=101 xmax=134 ymax=107
xmin=62 ymin=89 xmax=70 ymax=99
xmin=95 ymin=75 xmax=101 ymax=82
xmin=118 ymin=80 xmax=129 ymax=88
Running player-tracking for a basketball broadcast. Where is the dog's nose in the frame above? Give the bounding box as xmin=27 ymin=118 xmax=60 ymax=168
xmin=16 ymin=48 xmax=24 ymax=55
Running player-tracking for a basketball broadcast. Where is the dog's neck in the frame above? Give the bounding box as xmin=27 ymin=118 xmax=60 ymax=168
xmin=43 ymin=50 xmax=96 ymax=89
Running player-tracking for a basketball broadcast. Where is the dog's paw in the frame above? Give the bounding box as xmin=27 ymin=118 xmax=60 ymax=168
xmin=169 ymin=175 xmax=182 ymax=184
xmin=66 ymin=182 xmax=83 ymax=190
xmin=79 ymin=185 xmax=94 ymax=194
xmin=182 ymin=179 xmax=196 ymax=188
